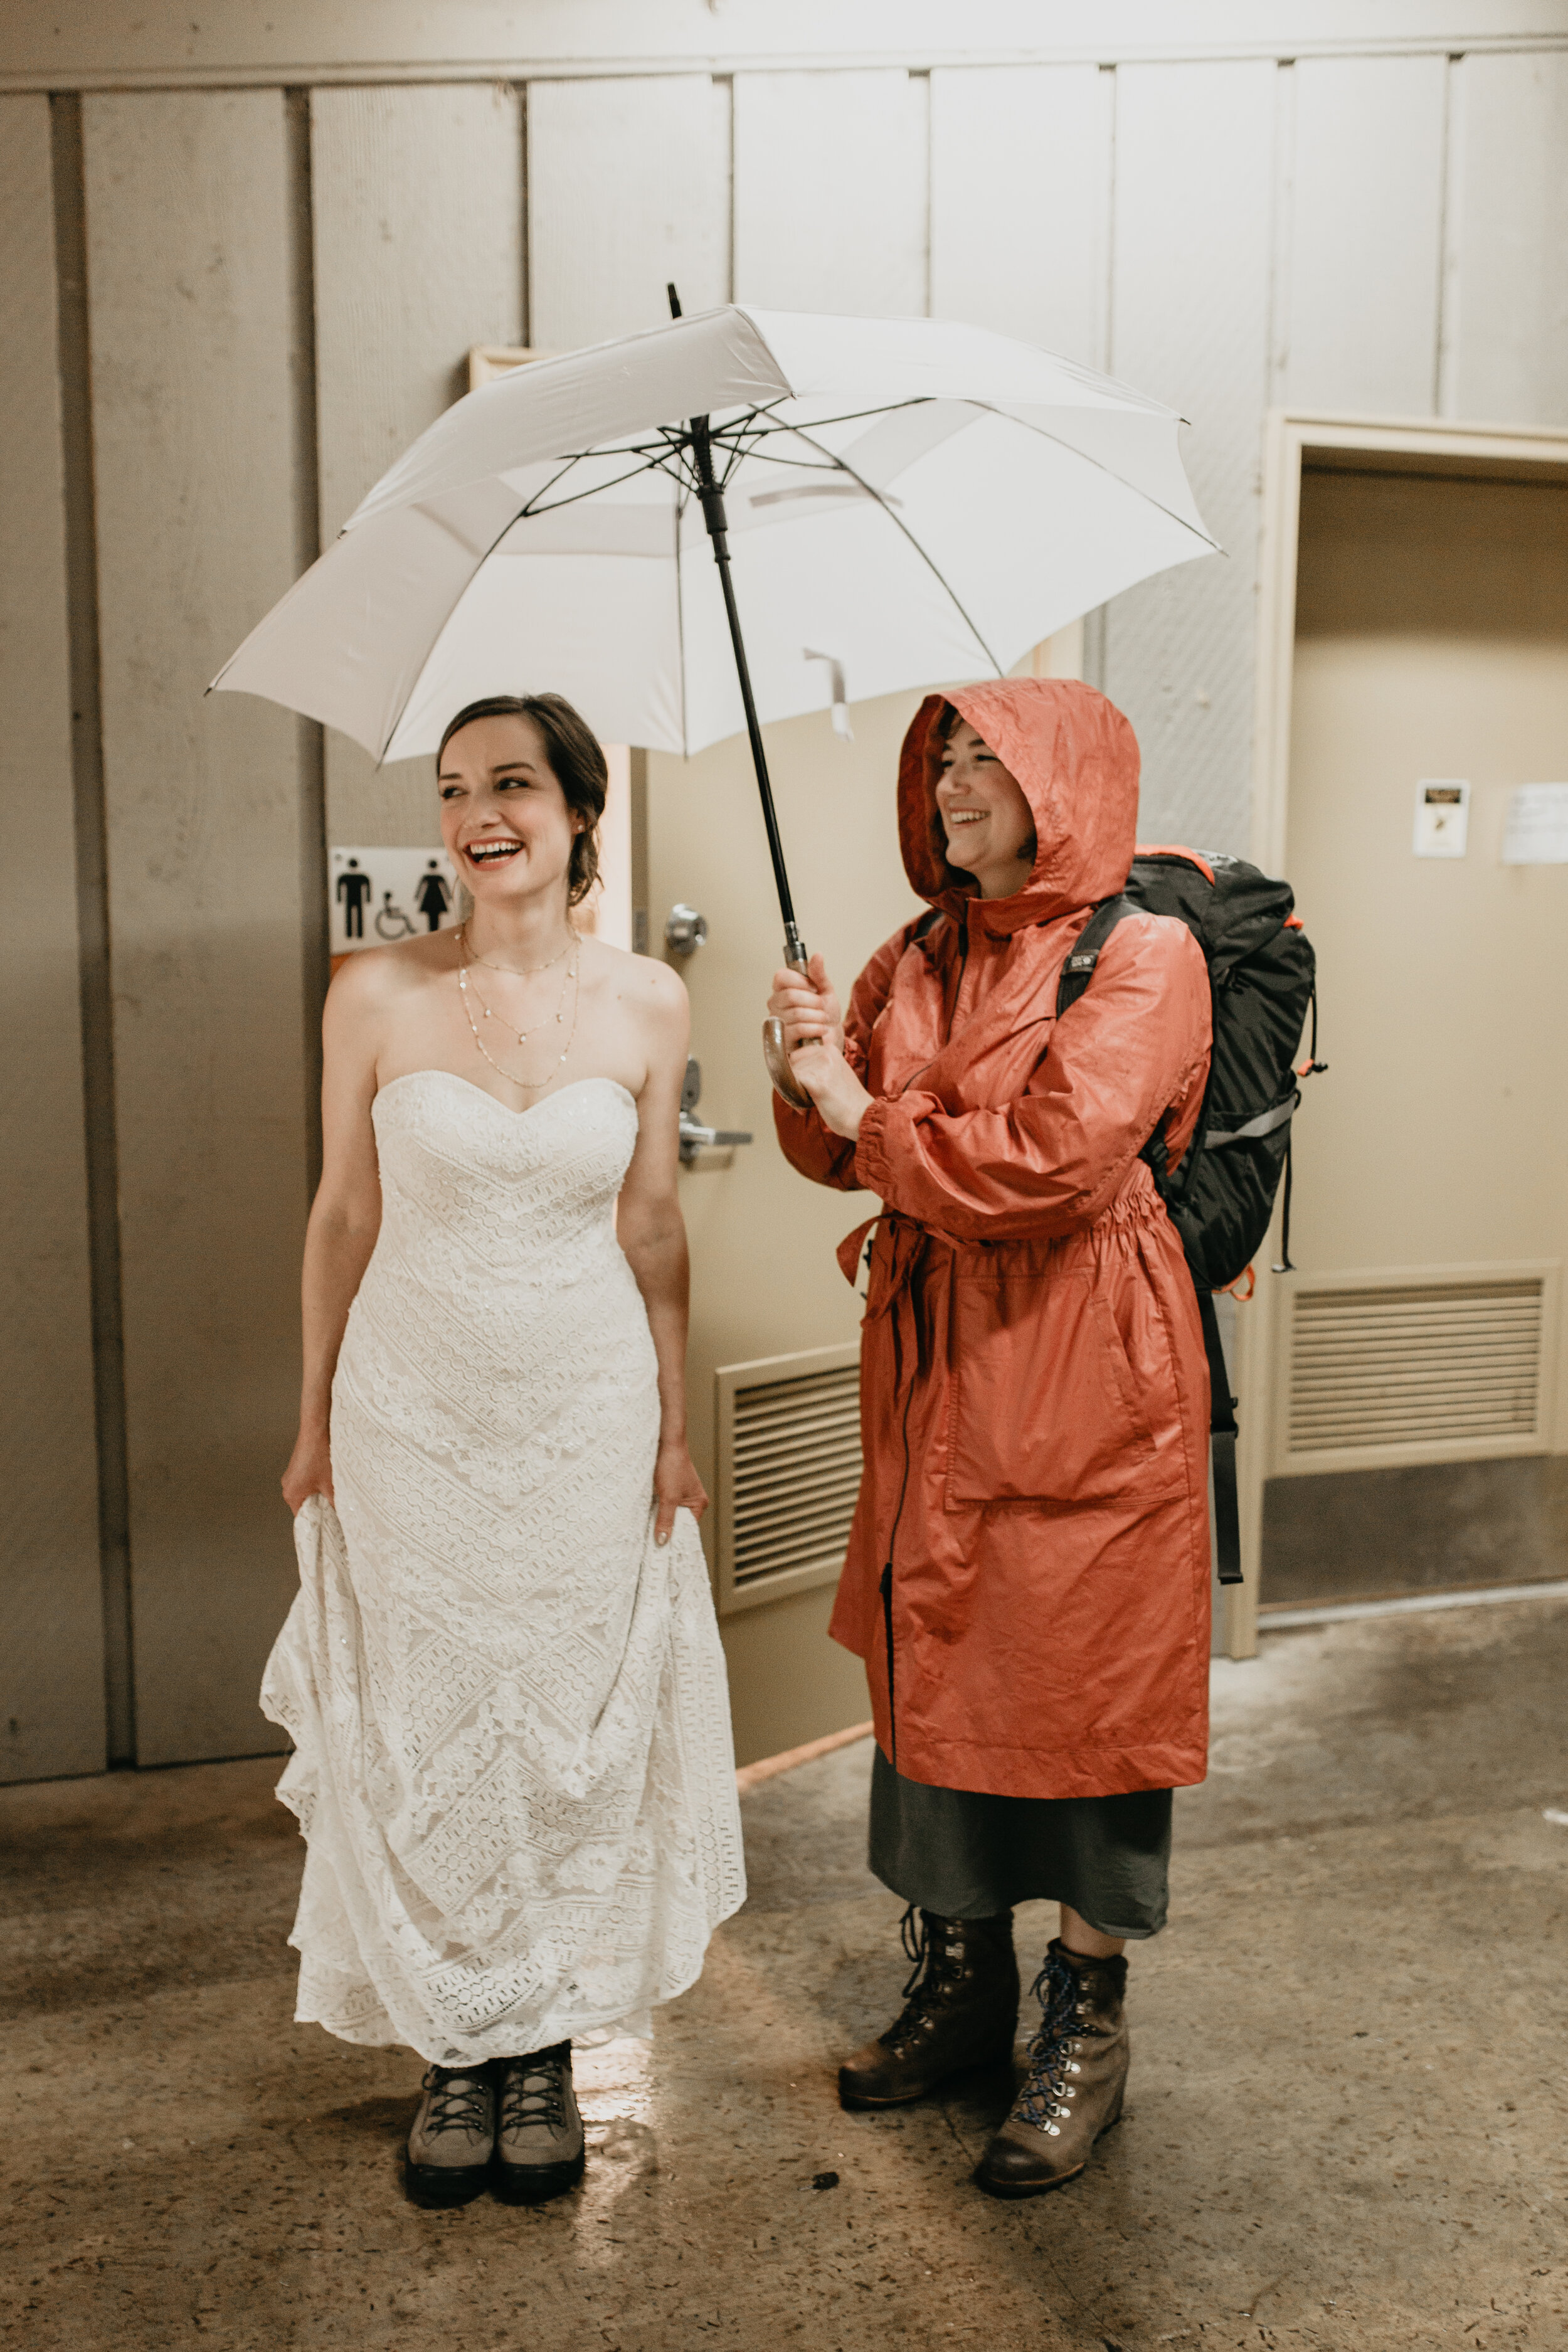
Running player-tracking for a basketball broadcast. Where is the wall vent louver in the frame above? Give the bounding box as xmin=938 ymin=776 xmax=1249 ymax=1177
xmin=1282 ymin=1272 xmax=1551 ymax=1472
xmin=715 ymin=1343 xmax=862 ymax=1615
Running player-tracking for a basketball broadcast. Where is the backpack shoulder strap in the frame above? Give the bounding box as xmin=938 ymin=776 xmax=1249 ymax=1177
xmin=1055 ymin=895 xmax=1135 ymax=1019
xmin=1196 ymin=1288 xmax=1242 ymax=1587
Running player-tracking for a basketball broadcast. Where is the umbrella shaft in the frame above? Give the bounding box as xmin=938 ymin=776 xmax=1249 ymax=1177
xmin=709 ymin=539 xmax=798 ymax=941
xmin=691 ymin=428 xmax=804 ymax=967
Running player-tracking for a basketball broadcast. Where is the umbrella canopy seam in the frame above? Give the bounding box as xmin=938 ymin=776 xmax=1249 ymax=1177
xmin=966 ymin=402 xmax=1221 ymax=553
xmin=785 ymin=421 xmax=1005 ymax=681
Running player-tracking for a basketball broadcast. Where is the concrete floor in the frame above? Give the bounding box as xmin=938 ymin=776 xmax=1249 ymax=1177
xmin=4 ymin=1598 xmax=1566 ymax=2352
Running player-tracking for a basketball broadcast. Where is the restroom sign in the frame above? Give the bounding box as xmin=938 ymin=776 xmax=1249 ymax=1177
xmin=330 ymin=846 xmax=460 ymax=955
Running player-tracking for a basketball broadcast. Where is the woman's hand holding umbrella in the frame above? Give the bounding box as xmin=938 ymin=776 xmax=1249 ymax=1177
xmin=766 ymin=956 xmax=872 ymax=1142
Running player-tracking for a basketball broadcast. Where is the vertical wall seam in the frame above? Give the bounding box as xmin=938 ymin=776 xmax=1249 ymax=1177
xmin=286 ymin=88 xmax=328 ymax=1195
xmin=1434 ymin=52 xmax=1465 ymax=418
xmin=916 ymin=66 xmax=932 ymax=317
xmin=1268 ymin=59 xmax=1297 ymax=408
xmin=1098 ymin=60 xmax=1117 ymax=376
xmin=719 ymin=73 xmax=735 ymax=305
xmin=49 ymin=90 xmax=135 ymax=1768
xmin=1083 ymin=60 xmax=1118 ymax=693
xmin=518 ymin=78 xmax=531 ymax=346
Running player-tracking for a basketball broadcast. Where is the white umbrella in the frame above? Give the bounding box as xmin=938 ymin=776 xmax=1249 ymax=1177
xmin=211 ymin=300 xmax=1217 ymax=1099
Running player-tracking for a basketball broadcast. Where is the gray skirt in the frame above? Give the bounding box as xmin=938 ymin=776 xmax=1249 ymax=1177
xmin=868 ymin=1747 xmax=1172 ymax=1940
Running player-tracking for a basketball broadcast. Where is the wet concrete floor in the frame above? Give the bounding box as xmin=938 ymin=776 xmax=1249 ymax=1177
xmin=3 ymin=1596 xmax=1566 ymax=2351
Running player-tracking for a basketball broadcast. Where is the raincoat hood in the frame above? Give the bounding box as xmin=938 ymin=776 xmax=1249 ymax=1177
xmin=898 ymin=678 xmax=1140 ymax=935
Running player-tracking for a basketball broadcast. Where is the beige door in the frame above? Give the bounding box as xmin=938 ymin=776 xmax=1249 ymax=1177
xmin=1263 ymin=458 xmax=1568 ymax=1609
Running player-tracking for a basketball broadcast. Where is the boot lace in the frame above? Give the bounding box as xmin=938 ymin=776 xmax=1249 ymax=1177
xmin=881 ymin=1906 xmax=963 ymax=2053
xmin=1013 ymin=1947 xmax=1085 ymax=2132
xmin=419 ymin=2065 xmax=492 ymax=2139
xmin=499 ymin=2045 xmax=569 ymax=2134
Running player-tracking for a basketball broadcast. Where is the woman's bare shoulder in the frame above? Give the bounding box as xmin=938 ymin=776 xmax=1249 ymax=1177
xmin=585 ymin=935 xmax=687 ymax=1027
xmin=327 ymin=934 xmax=452 ymax=1015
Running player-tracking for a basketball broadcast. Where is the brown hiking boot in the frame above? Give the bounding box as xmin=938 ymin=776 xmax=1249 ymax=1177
xmin=839 ymin=1907 xmax=1019 ymax=2111
xmin=975 ymin=1938 xmax=1130 ymax=2198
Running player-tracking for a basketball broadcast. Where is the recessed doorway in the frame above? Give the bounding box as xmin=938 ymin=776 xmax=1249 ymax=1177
xmin=1233 ymin=416 xmax=1568 ymax=1656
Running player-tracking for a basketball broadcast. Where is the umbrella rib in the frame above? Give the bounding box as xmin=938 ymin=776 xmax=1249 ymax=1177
xmin=714 ymin=396 xmax=931 ymax=443
xmin=963 ymin=401 xmax=1220 ymax=549
xmin=517 ymin=450 xmax=679 ymax=520
xmin=717 ymin=447 xmax=860 ymax=477
xmin=784 ymin=424 xmax=1005 ymax=678
xmin=373 ymin=499 xmax=539 ymax=763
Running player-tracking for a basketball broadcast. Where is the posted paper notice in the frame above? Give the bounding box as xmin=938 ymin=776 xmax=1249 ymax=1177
xmin=1501 ymin=785 xmax=1568 ymax=866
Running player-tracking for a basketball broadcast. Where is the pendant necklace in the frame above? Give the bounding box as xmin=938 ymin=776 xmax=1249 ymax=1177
xmin=460 ymin=921 xmax=575 ymax=980
xmin=457 ymin=927 xmax=580 ymax=1089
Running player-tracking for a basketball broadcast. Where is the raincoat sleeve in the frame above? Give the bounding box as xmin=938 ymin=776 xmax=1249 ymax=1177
xmin=852 ymin=916 xmax=1210 ymax=1242
xmin=772 ymin=924 xmax=914 ymax=1189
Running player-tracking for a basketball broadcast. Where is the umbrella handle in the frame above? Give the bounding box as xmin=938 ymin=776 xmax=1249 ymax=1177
xmin=761 ymin=955 xmax=818 ymax=1110
xmin=763 ymin=1019 xmax=814 ymax=1111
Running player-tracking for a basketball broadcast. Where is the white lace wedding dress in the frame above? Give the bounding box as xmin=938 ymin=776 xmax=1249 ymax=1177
xmin=261 ymin=1071 xmax=746 ymax=2065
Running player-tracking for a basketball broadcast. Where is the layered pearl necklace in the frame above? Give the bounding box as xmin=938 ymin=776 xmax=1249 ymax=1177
xmin=455 ymin=921 xmax=580 ymax=1090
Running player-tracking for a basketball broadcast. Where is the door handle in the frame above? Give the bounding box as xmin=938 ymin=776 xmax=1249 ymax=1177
xmin=679 ymin=1108 xmax=753 ymax=1165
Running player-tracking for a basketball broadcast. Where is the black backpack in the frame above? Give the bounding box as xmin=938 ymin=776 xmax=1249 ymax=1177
xmin=1056 ymin=849 xmax=1322 ymax=1586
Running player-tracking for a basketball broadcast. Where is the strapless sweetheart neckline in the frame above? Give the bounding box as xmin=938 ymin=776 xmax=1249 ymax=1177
xmin=376 ymin=1070 xmax=636 ymax=1120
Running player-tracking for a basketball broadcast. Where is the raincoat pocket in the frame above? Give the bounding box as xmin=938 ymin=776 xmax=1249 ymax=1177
xmin=946 ymin=1269 xmax=1157 ymax=1506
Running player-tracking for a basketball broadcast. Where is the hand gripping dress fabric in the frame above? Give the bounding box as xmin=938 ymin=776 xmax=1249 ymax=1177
xmin=261 ymin=1073 xmax=745 ymax=2066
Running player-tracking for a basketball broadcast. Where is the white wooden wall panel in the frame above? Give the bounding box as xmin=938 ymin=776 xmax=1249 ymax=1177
xmin=1103 ymin=60 xmax=1277 ymax=855
xmin=0 ymin=96 xmax=105 ymax=1782
xmin=83 ymin=90 xmax=309 ymax=1764
xmin=733 ymin=70 xmax=927 ymax=314
xmin=930 ymin=64 xmax=1110 ymax=366
xmin=528 ymin=75 xmax=729 ymax=348
xmin=1448 ymin=51 xmax=1568 ymax=427
xmin=310 ymin=83 xmax=522 ymax=845
xmin=1281 ymin=55 xmax=1446 ymax=416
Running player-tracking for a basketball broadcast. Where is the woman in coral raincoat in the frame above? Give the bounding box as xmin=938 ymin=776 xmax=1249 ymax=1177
xmin=769 ymin=678 xmax=1211 ymax=2198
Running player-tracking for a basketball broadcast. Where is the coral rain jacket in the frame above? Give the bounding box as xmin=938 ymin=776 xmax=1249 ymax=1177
xmin=775 ymin=680 xmax=1214 ymax=1800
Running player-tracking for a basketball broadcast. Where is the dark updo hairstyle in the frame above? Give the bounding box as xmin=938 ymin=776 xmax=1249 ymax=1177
xmin=437 ymin=693 xmax=607 ymax=908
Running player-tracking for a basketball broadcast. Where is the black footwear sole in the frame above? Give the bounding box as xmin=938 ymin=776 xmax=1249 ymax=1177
xmin=405 ymin=2159 xmax=492 ymax=2209
xmin=973 ymin=2156 xmax=1088 ymax=2200
xmin=493 ymin=2146 xmax=586 ymax=2205
xmin=838 ymin=2047 xmax=1017 ymax=2112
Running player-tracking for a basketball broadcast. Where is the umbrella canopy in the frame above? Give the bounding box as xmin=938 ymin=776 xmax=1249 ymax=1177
xmin=209 ymin=305 xmax=1217 ymax=763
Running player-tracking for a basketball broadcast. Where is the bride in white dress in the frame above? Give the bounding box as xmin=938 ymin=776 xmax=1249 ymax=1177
xmin=270 ymin=692 xmax=744 ymax=2208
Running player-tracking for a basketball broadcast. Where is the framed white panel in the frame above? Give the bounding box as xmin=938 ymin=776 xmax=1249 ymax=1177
xmin=1446 ymin=51 xmax=1568 ymax=429
xmin=734 ymin=70 xmax=927 ymax=315
xmin=1103 ymin=58 xmax=1276 ymax=856
xmin=714 ymin=1342 xmax=861 ymax=1616
xmin=528 ymin=73 xmax=729 ymax=349
xmin=0 ymin=95 xmax=106 ymax=1781
xmin=310 ymin=83 xmax=523 ymax=844
xmin=83 ymin=89 xmax=310 ymax=1763
xmin=1281 ymin=54 xmax=1446 ymax=418
xmin=1269 ymin=1263 xmax=1560 ymax=1480
xmin=930 ymin=63 xmax=1110 ymax=366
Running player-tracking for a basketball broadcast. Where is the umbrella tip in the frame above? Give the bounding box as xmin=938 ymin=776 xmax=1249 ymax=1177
xmin=667 ymin=282 xmax=682 ymax=320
